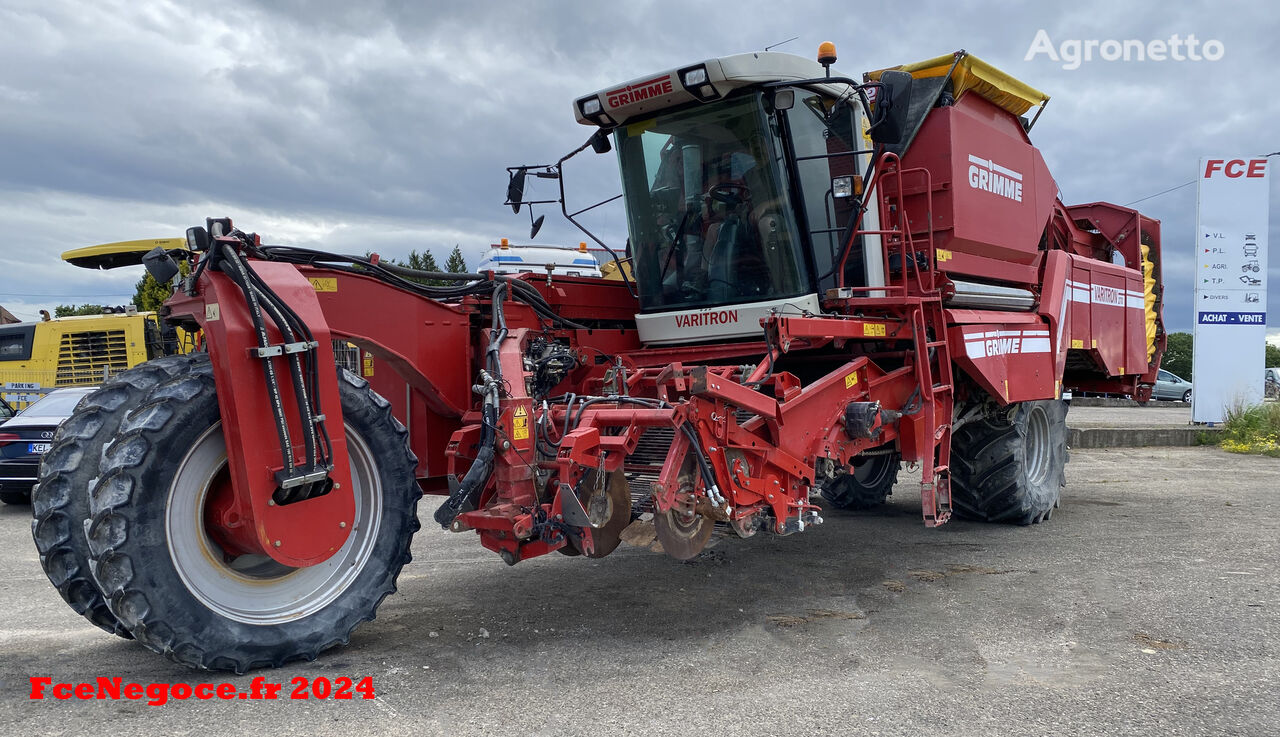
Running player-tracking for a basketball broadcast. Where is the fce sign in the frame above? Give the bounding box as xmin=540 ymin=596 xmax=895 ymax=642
xmin=1203 ymin=159 xmax=1267 ymax=178
xmin=1192 ymin=157 xmax=1271 ymax=423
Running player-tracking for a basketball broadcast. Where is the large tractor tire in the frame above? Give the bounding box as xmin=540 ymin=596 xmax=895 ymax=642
xmin=31 ymin=354 xmax=195 ymax=638
xmin=950 ymin=399 xmax=1068 ymax=525
xmin=819 ymin=452 xmax=901 ymax=510
xmin=86 ymin=362 xmax=420 ymax=672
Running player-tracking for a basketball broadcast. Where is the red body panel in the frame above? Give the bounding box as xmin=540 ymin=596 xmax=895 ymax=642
xmin=894 ymin=95 xmax=1057 ymax=285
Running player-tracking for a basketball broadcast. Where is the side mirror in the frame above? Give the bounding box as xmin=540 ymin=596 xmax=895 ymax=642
xmin=530 ymin=214 xmax=545 ymax=239
xmin=507 ymin=168 xmax=528 ymax=214
xmin=589 ymin=129 xmax=612 ymax=154
xmin=142 ymin=246 xmax=180 ymax=284
xmin=867 ymin=70 xmax=913 ymax=145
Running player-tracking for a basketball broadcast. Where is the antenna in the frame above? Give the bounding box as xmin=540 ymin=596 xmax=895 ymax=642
xmin=764 ymin=36 xmax=799 ymax=52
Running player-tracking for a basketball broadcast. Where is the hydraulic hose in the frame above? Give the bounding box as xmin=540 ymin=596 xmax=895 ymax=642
xmin=434 ymin=282 xmax=509 ymax=528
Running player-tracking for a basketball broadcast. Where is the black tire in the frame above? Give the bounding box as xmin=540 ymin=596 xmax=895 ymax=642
xmin=31 ymin=354 xmax=196 ymax=637
xmin=1 ymin=488 xmax=31 ymax=505
xmin=86 ymin=363 xmax=420 ymax=672
xmin=1182 ymin=389 xmax=1192 ymax=403
xmin=950 ymin=399 xmax=1067 ymax=525
xmin=819 ymin=452 xmax=900 ymax=510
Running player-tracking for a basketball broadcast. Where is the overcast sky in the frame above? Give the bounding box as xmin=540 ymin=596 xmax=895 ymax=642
xmin=1 ymin=0 xmax=1276 ymax=340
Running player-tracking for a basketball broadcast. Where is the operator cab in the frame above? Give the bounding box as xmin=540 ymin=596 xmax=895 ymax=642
xmin=576 ymin=51 xmax=885 ymax=345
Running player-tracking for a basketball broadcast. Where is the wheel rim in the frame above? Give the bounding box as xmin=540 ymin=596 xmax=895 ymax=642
xmin=1024 ymin=406 xmax=1051 ymax=487
xmin=1183 ymin=390 xmax=1192 ymax=403
xmin=165 ymin=422 xmax=382 ymax=625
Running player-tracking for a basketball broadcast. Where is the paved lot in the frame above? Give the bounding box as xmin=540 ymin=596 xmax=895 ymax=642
xmin=1 ymin=446 xmax=1277 ymax=736
xmin=1067 ymin=404 xmax=1193 ymax=428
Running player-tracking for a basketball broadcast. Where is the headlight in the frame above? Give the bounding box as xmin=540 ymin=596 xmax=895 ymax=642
xmin=832 ymin=176 xmax=854 ymax=199
xmin=682 ymin=67 xmax=708 ymax=86
xmin=581 ymin=97 xmax=602 ymax=116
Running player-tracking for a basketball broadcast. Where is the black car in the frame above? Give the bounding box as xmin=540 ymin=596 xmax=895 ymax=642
xmin=0 ymin=387 xmax=95 ymax=505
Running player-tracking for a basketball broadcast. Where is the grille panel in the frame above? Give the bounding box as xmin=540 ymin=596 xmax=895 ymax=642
xmin=55 ymin=330 xmax=128 ymax=385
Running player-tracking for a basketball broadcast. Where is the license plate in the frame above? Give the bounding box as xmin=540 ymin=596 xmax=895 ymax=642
xmin=29 ymin=443 xmax=50 ymax=454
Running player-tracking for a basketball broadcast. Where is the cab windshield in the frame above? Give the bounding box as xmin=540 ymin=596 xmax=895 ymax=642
xmin=615 ymin=94 xmax=810 ymax=313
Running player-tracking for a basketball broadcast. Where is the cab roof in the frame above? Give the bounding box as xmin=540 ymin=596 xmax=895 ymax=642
xmin=61 ymin=238 xmax=186 ymax=270
xmin=575 ymin=52 xmax=850 ymax=127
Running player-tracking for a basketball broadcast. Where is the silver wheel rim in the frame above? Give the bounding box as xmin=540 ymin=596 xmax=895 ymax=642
xmin=165 ymin=422 xmax=381 ymax=625
xmin=1024 ymin=406 xmax=1051 ymax=487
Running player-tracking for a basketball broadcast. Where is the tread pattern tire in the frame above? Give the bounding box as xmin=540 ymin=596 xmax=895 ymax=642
xmin=950 ymin=399 xmax=1068 ymax=525
xmin=819 ymin=452 xmax=901 ymax=510
xmin=86 ymin=363 xmax=420 ymax=672
xmin=30 ymin=354 xmax=197 ymax=637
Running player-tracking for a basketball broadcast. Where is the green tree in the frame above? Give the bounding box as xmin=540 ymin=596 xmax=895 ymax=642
xmin=405 ymin=248 xmax=441 ymax=274
xmin=54 ymin=304 xmax=106 ymax=317
xmin=132 ymin=273 xmax=172 ymax=312
xmin=445 ymin=245 xmax=467 ymax=274
xmin=1266 ymin=343 xmax=1280 ymax=368
xmin=132 ymin=260 xmax=191 ymax=312
xmin=1162 ymin=332 xmax=1193 ymax=380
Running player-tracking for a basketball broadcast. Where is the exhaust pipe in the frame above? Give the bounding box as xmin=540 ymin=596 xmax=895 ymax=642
xmin=945 ymin=279 xmax=1035 ymax=311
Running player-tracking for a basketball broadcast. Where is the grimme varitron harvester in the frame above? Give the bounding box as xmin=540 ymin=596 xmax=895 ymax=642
xmin=33 ymin=46 xmax=1164 ymax=671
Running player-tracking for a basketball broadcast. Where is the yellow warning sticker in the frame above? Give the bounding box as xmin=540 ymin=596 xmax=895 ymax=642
xmin=935 ymin=248 xmax=953 ymax=263
xmin=512 ymin=405 xmax=530 ymax=439
xmin=309 ymin=277 xmax=338 ymax=292
xmin=844 ymin=371 xmax=858 ymax=389
xmin=863 ymin=323 xmax=886 ymax=337
xmin=361 ymin=352 xmax=375 ymax=377
xmin=1070 ymin=339 xmax=1084 ymax=349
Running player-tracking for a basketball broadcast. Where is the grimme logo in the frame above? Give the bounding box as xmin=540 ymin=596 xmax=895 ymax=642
xmin=967 ymin=155 xmax=1023 ymax=202
xmin=1026 ymin=30 xmax=1224 ymax=70
xmin=606 ymin=75 xmax=674 ymax=108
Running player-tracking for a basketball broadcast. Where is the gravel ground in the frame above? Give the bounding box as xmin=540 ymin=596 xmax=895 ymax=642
xmin=0 ymin=446 xmax=1276 ymax=736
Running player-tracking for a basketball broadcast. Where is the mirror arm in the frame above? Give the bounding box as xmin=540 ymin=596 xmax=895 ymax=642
xmin=555 ymin=133 xmax=637 ymax=297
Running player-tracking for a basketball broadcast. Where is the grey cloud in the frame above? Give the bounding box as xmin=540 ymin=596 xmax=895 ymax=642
xmin=0 ymin=0 xmax=1274 ymax=329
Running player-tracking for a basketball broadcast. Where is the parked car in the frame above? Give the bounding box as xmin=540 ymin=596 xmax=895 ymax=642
xmin=0 ymin=387 xmax=96 ymax=505
xmin=1153 ymin=369 xmax=1192 ymax=403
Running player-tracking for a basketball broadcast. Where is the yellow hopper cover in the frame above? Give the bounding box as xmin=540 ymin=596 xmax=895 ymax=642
xmin=867 ymin=51 xmax=1049 ymax=117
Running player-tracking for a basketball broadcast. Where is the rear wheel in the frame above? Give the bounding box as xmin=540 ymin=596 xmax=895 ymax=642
xmin=1182 ymin=389 xmax=1192 ymax=403
xmin=86 ymin=363 xmax=420 ymax=672
xmin=950 ymin=399 xmax=1067 ymax=525
xmin=31 ymin=354 xmax=195 ymax=637
xmin=819 ymin=452 xmax=900 ymax=510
